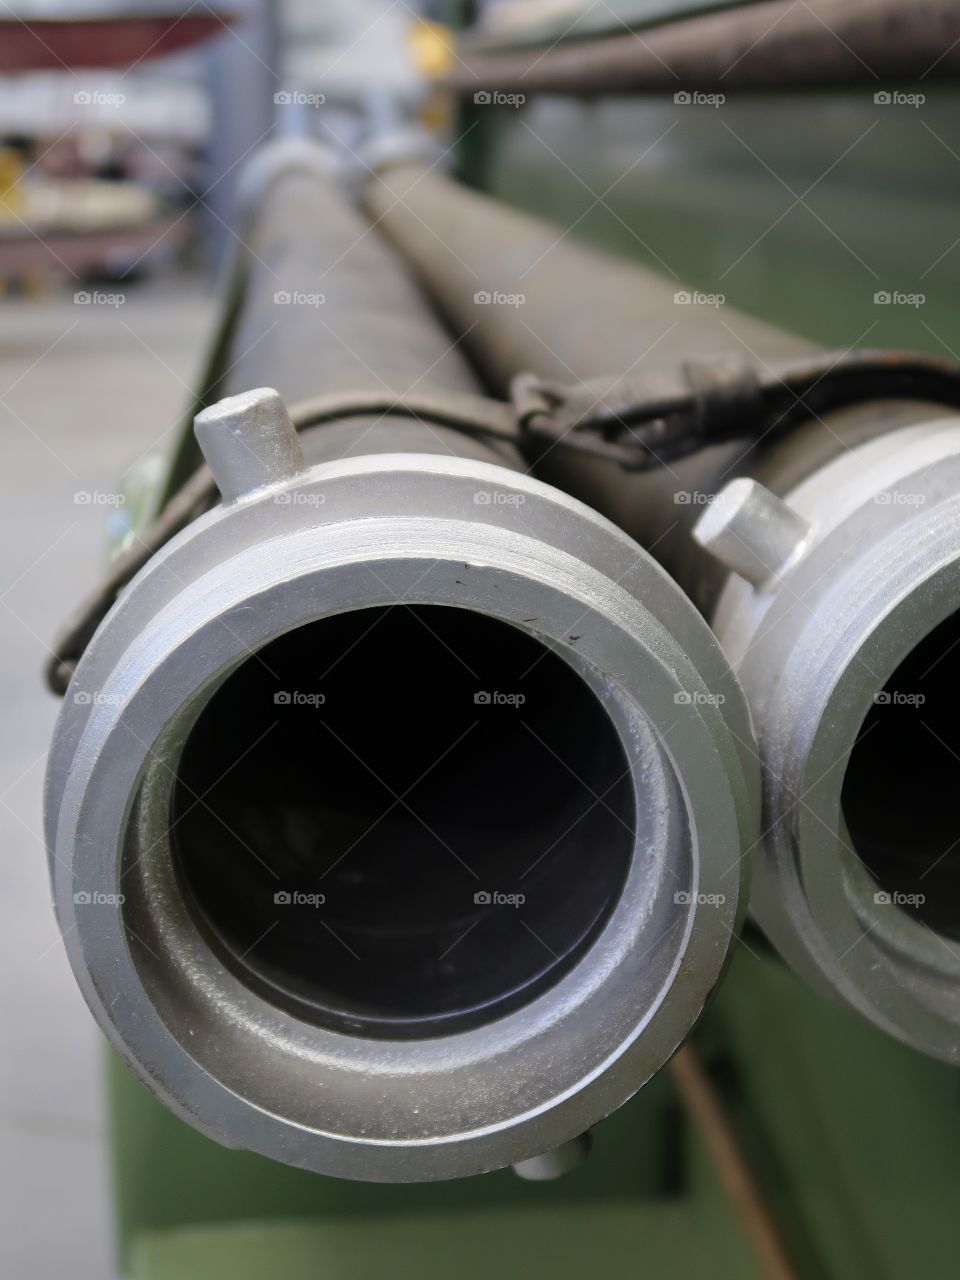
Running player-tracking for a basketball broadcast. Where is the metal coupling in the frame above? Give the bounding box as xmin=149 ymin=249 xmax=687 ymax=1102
xmin=44 ymin=382 xmax=758 ymax=1181
xmin=697 ymin=421 xmax=960 ymax=1061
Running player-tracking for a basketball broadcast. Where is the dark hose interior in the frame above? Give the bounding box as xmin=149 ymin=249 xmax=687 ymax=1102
xmin=172 ymin=605 xmax=634 ymax=1037
xmin=842 ymin=609 xmax=960 ymax=938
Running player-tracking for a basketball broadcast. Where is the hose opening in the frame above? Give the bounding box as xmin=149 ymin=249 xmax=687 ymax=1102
xmin=842 ymin=609 xmax=960 ymax=939
xmin=172 ymin=605 xmax=635 ymax=1037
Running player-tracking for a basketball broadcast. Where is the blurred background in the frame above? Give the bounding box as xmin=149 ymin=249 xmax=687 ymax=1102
xmin=5 ymin=1 xmax=960 ymax=1276
xmin=0 ymin=3 xmax=447 ymax=1275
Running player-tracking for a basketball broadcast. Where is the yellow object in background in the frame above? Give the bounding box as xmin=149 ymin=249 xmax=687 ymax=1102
xmin=0 ymin=147 xmax=24 ymax=214
xmin=409 ymin=20 xmax=456 ymax=136
xmin=409 ymin=19 xmax=455 ymax=79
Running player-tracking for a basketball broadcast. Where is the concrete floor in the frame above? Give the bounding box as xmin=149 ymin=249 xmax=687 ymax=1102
xmin=0 ymin=281 xmax=215 ymax=1279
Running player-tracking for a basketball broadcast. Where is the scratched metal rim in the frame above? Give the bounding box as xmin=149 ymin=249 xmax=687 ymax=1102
xmin=762 ymin=516 xmax=960 ymax=1063
xmin=724 ymin=428 xmax=960 ymax=1063
xmin=46 ymin=454 xmax=755 ymax=1180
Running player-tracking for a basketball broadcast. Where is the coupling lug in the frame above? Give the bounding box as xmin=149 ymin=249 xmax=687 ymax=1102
xmin=512 ymin=1133 xmax=591 ymax=1181
xmin=195 ymin=387 xmax=305 ymax=503
xmin=693 ymin=478 xmax=812 ymax=587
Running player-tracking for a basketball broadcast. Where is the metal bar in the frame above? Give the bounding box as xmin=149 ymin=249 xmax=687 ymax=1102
xmin=441 ymin=0 xmax=960 ymax=95
xmin=669 ymin=1045 xmax=799 ymax=1280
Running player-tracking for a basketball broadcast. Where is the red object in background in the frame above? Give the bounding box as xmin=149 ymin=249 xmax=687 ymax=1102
xmin=0 ymin=13 xmax=233 ymax=71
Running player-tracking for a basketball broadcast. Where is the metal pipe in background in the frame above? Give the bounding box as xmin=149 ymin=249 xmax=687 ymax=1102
xmin=44 ymin=144 xmax=761 ymax=1182
xmin=362 ymin=158 xmax=960 ymax=1063
xmin=363 ymin=158 xmax=808 ymax=603
xmin=442 ymin=0 xmax=960 ymax=95
xmin=224 ymin=165 xmax=482 ymax=408
xmin=214 ymin=152 xmax=523 ymax=473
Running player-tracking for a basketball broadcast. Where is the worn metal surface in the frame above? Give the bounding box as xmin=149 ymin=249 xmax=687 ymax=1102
xmin=44 ymin=148 xmax=758 ymax=1181
xmin=106 ymin=1051 xmax=679 ymax=1257
xmin=193 ymin=388 xmax=306 ymax=504
xmin=44 ymin=450 xmax=757 ymax=1181
xmin=693 ymin=478 xmax=812 ymax=586
xmin=362 ymin=160 xmax=960 ymax=1061
xmin=704 ymin=421 xmax=960 ymax=1060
